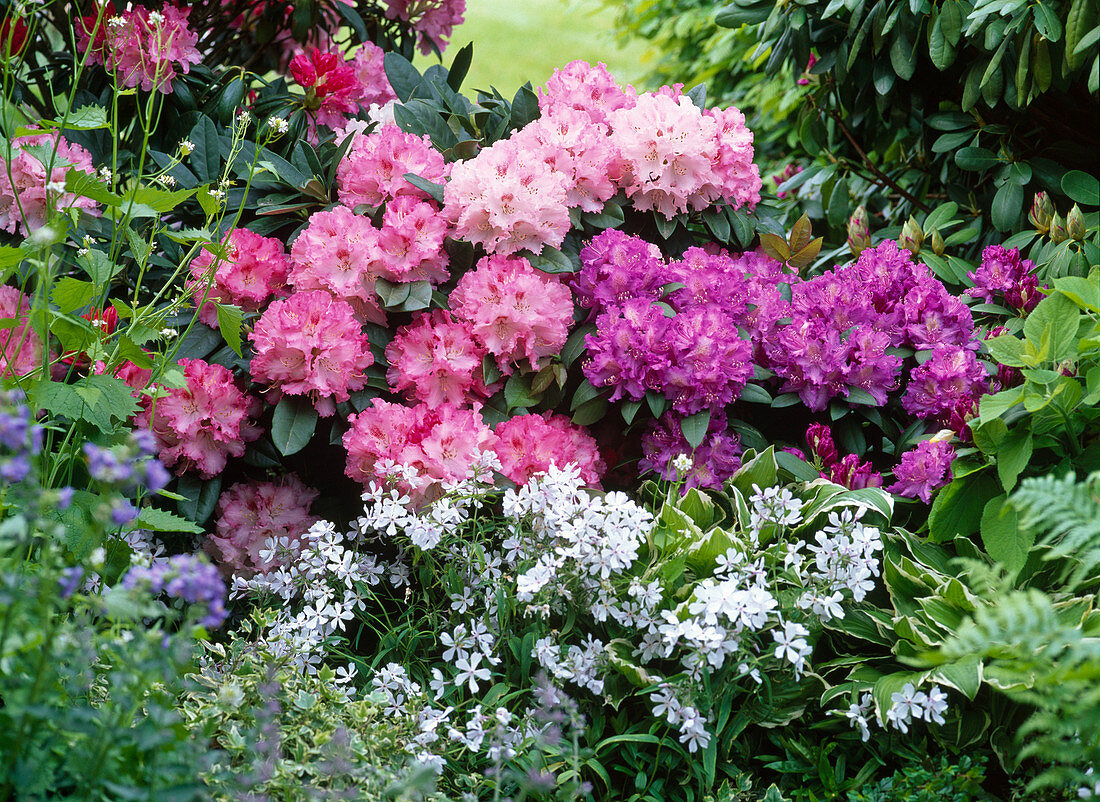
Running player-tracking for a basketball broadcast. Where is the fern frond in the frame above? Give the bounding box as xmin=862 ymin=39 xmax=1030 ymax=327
xmin=1010 ymin=471 xmax=1100 ymax=589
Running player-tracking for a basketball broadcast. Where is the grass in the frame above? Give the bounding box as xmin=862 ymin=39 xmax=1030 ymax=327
xmin=412 ymin=0 xmax=653 ymax=100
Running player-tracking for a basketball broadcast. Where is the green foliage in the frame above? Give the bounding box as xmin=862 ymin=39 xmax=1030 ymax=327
xmin=845 ymin=755 xmax=990 ymax=802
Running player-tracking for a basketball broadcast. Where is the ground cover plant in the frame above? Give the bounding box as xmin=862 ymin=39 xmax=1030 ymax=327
xmin=0 ymin=0 xmax=1097 ymax=800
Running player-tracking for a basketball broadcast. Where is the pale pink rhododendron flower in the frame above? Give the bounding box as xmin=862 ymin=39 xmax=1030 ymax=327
xmin=205 ymin=475 xmax=319 ymax=576
xmin=78 ymin=4 xmax=201 ymax=93
xmin=249 ymin=290 xmax=375 ymax=417
xmin=538 ymin=60 xmax=638 ymax=126
xmin=135 ymin=358 xmax=261 ymax=479
xmin=383 ymin=0 xmax=466 ymax=54
xmin=187 ymin=228 xmax=290 ymax=327
xmin=493 ymin=412 xmax=605 ymax=488
xmin=349 ymin=41 xmax=398 ymax=111
xmin=337 ymin=124 xmax=450 ymax=209
xmin=443 ymin=137 xmax=571 ymax=255
xmin=385 ymin=310 xmax=490 ymax=407
xmin=0 ymin=286 xmax=44 ymax=379
xmin=0 ymin=131 xmax=99 ymax=235
xmin=449 ymin=254 xmax=574 ymax=373
xmin=344 ymin=400 xmax=497 ymax=506
xmin=510 ymin=108 xmax=619 ymax=213
xmin=288 ymin=205 xmax=386 ymax=323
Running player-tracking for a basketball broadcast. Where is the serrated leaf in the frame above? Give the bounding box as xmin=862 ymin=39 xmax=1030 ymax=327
xmin=131 ymin=506 xmax=203 ymax=535
xmin=215 ymin=302 xmax=244 ymax=357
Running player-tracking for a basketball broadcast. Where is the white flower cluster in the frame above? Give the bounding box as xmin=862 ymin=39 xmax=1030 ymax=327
xmin=833 ymin=680 xmax=949 ymax=742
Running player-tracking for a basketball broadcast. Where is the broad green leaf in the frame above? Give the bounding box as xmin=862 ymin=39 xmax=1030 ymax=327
xmin=929 ymin=470 xmax=999 ymax=542
xmin=954 ymin=146 xmax=999 ymax=171
xmin=176 ymin=474 xmax=222 ymax=525
xmin=680 ymin=410 xmax=711 ymax=449
xmin=271 ymin=394 xmax=318 ymax=456
xmin=996 ymin=427 xmax=1032 ymax=492
xmin=991 ymin=180 xmax=1023 ymax=231
xmin=980 ymin=494 xmax=1030 ymax=576
xmin=215 ymin=302 xmax=244 ymax=357
xmin=131 ymin=506 xmax=203 ymax=535
xmin=51 ymin=277 xmax=94 ymax=314
xmin=1062 ymin=169 xmax=1100 ymax=206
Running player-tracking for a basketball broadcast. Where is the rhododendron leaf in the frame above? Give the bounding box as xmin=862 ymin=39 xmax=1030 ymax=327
xmin=991 ymin=181 xmax=1023 ymax=230
xmin=788 ymin=214 xmax=814 ymax=253
xmin=530 ymin=365 xmax=556 ymax=396
xmin=771 ymin=393 xmax=801 ymax=408
xmin=215 ymin=303 xmax=244 ymax=358
xmin=646 ymin=390 xmax=668 ymax=418
xmin=620 ymin=400 xmax=642 ymax=425
xmin=570 ymin=379 xmax=603 ymax=412
xmin=374 ymin=277 xmax=411 ymax=308
xmin=845 ymin=387 xmax=879 ymax=406
xmin=403 ymin=173 xmax=445 ymax=204
xmin=571 ymin=396 xmax=608 ymax=426
xmin=759 ymin=232 xmax=790 ymax=262
xmin=447 ymin=43 xmax=473 ymax=92
xmin=703 ymin=207 xmax=730 ymax=242
xmin=739 ymin=383 xmax=772 ymax=405
xmin=653 ymin=212 xmax=678 ymax=239
xmin=504 ymin=374 xmax=538 ymax=409
xmin=1062 ymin=169 xmax=1100 ymax=205
xmin=509 ymin=84 xmax=539 ymax=130
xmin=582 ymin=201 xmax=625 ymax=230
xmin=524 ymin=246 xmax=576 ymax=274
xmin=954 ymin=146 xmax=999 ymax=171
xmin=272 ymin=395 xmax=318 ymax=456
xmin=383 ymin=52 xmax=422 ymax=103
xmin=788 ymin=237 xmax=823 ymax=270
xmin=680 ymin=410 xmax=711 ymax=450
xmin=399 ymin=281 xmax=432 ymax=312
xmin=776 ymin=450 xmax=822 ymax=483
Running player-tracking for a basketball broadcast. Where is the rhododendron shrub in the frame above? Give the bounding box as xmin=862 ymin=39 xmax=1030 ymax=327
xmin=77 ymin=4 xmax=201 ymax=93
xmin=385 ymin=311 xmax=490 ymax=406
xmin=250 ymin=291 xmax=374 ymax=416
xmin=0 ymin=131 xmax=98 ymax=235
xmin=205 ymin=475 xmax=319 ymax=576
xmin=187 ymin=229 xmax=290 ymax=327
xmin=135 ymin=358 xmax=261 ymax=479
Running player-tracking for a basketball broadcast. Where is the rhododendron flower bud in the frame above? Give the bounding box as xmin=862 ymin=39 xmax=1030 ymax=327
xmin=1067 ymin=204 xmax=1086 ymax=241
xmin=805 ymin=423 xmax=838 ymax=468
xmin=828 ymin=453 xmax=882 ymax=490
xmin=1028 ymin=191 xmax=1053 ymax=232
xmin=1049 ymin=212 xmax=1068 ymax=243
xmin=899 ymin=217 xmax=923 ymax=254
xmin=206 ymin=475 xmax=319 ymax=577
xmin=250 ymin=290 xmax=374 ymax=417
xmin=135 ymin=358 xmax=261 ymax=479
xmin=1 ymin=15 xmax=28 ymax=55
xmin=929 ymin=229 xmax=945 ymax=256
xmin=847 ymin=206 xmax=870 ymax=255
xmin=493 ymin=412 xmax=605 ymax=487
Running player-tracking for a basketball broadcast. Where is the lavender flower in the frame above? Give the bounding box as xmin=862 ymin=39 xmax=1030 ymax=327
xmin=122 ymin=553 xmax=227 ymax=628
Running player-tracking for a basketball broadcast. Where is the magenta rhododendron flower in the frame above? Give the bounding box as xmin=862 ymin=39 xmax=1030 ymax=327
xmin=967 ymin=245 xmax=1042 ymax=312
xmin=187 ymin=229 xmax=290 ymax=327
xmin=888 ymin=439 xmax=955 ymax=503
xmin=344 ymin=400 xmax=497 ymax=505
xmin=572 ymin=229 xmax=668 ymax=315
xmin=250 ymin=290 xmax=375 ymax=417
xmin=135 ymin=358 xmax=261 ymax=479
xmin=0 ymin=131 xmax=99 ymax=235
xmin=337 ymin=124 xmax=449 ymax=209
xmin=902 ymin=345 xmax=990 ymax=423
xmin=493 ymin=412 xmax=605 ymax=488
xmin=383 ymin=0 xmax=465 ymax=55
xmin=450 ymin=254 xmax=574 ymax=372
xmin=0 ymin=286 xmax=44 ymax=379
xmin=639 ymin=412 xmax=742 ymax=491
xmin=828 ymin=453 xmax=883 ymax=490
xmin=78 ymin=4 xmax=201 ymax=93
xmin=205 ymin=475 xmax=319 ymax=576
xmin=385 ymin=310 xmax=490 ymax=407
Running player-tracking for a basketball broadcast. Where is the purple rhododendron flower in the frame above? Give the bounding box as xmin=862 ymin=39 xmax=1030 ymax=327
xmin=967 ymin=245 xmax=1042 ymax=312
xmin=902 ymin=345 xmax=989 ymax=423
xmin=889 ymin=439 xmax=955 ymax=503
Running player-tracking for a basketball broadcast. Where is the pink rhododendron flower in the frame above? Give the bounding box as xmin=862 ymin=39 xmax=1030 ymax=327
xmin=337 ymin=124 xmax=449 ymax=208
xmin=78 ymin=4 xmax=201 ymax=93
xmin=538 ymin=60 xmax=638 ymax=126
xmin=349 ymin=41 xmax=398 ymax=111
xmin=639 ymin=411 xmax=742 ymax=491
xmin=443 ymin=137 xmax=571 ymax=255
xmin=0 ymin=286 xmax=43 ymax=378
xmin=187 ymin=228 xmax=290 ymax=327
xmin=888 ymin=439 xmax=955 ymax=503
xmin=449 ymin=254 xmax=574 ymax=372
xmin=344 ymin=400 xmax=497 ymax=505
xmin=510 ymin=108 xmax=619 ymax=213
xmin=371 ymin=195 xmax=451 ymax=283
xmin=385 ymin=310 xmax=490 ymax=407
xmin=383 ymin=0 xmax=466 ymax=54
xmin=0 ymin=131 xmax=99 ymax=235
xmin=703 ymin=105 xmax=762 ymax=209
xmin=250 ymin=290 xmax=375 ymax=417
xmin=288 ymin=205 xmax=386 ymax=323
xmin=493 ymin=412 xmax=605 ymax=487
xmin=205 ymin=475 xmax=319 ymax=576
xmin=902 ymin=344 xmax=990 ymax=423
xmin=967 ymin=245 xmax=1043 ymax=312
xmin=135 ymin=358 xmax=261 ymax=479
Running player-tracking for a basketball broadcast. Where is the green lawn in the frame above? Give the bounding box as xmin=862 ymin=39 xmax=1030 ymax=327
xmin=413 ymin=0 xmax=652 ymax=100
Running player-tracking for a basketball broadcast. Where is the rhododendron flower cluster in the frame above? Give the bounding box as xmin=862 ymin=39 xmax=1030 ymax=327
xmin=966 ymin=245 xmax=1042 ymax=312
xmin=639 ymin=412 xmax=742 ymax=490
xmin=901 ymin=345 xmax=990 ymax=423
xmin=205 ymin=475 xmax=320 ymax=576
xmin=344 ymin=400 xmax=497 ymax=504
xmin=888 ymin=439 xmax=955 ymax=503
xmin=337 ymin=124 xmax=449 ymax=208
xmin=493 ymin=412 xmax=605 ymax=487
xmin=187 ymin=228 xmax=290 ymax=327
xmin=78 ymin=4 xmax=201 ymax=93
xmin=136 ymin=358 xmax=261 ymax=479
xmin=0 ymin=286 xmax=43 ymax=378
xmin=577 ymin=233 xmax=756 ymax=415
xmin=290 ymin=48 xmax=365 ymax=132
xmin=385 ymin=310 xmax=490 ymax=407
xmin=373 ymin=195 xmax=451 ymax=283
xmin=250 ymin=290 xmax=374 ymax=416
xmin=449 ymin=254 xmax=574 ymax=372
xmin=0 ymin=131 xmax=98 ymax=235
xmin=537 ymin=60 xmax=637 ymax=126
xmin=383 ymin=0 xmax=466 ymax=54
